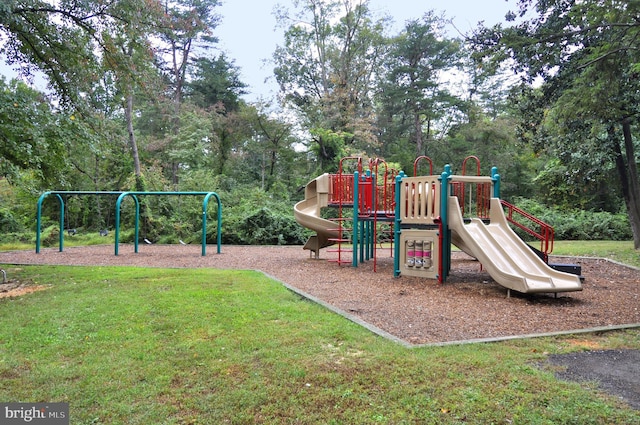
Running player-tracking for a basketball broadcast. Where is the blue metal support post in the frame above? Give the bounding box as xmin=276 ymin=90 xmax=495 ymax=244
xmin=393 ymin=171 xmax=405 ymax=277
xmin=491 ymin=167 xmax=500 ymax=198
xmin=352 ymin=171 xmax=359 ymax=267
xmin=440 ymin=165 xmax=452 ymax=281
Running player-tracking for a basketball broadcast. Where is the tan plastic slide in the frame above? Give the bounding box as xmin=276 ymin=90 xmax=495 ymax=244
xmin=294 ymin=173 xmax=340 ymax=257
xmin=449 ymin=197 xmax=583 ymax=294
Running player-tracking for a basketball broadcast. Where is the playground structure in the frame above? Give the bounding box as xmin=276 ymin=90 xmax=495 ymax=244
xmin=36 ymin=191 xmax=222 ymax=256
xmin=294 ymin=156 xmax=583 ymax=295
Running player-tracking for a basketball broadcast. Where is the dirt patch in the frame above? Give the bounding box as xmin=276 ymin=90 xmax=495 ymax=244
xmin=1 ymin=244 xmax=638 ymax=345
xmin=564 ymin=338 xmax=605 ymax=350
xmin=0 ymin=279 xmax=50 ymax=299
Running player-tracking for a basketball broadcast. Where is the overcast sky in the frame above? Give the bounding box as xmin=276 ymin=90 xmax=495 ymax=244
xmin=0 ymin=0 xmax=515 ymax=101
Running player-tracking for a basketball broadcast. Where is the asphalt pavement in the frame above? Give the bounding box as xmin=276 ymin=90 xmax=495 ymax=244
xmin=545 ymin=349 xmax=640 ymax=410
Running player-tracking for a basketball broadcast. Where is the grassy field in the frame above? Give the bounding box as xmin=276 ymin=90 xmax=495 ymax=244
xmin=0 ymin=241 xmax=639 ymax=423
xmin=551 ymin=240 xmax=639 ymax=268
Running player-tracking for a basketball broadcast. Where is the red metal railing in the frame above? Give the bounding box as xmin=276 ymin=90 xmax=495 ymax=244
xmin=452 ymin=155 xmax=492 ymax=218
xmin=326 ymin=157 xmax=362 ymax=266
xmin=413 ymin=155 xmax=433 ymax=177
xmin=500 ymin=199 xmax=555 ymax=258
xmin=329 ymin=174 xmax=354 ymax=205
xmin=370 ymin=158 xmax=397 ymax=217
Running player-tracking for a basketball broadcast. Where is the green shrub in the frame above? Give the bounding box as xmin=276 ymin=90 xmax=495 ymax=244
xmin=199 ymin=186 xmax=306 ymax=245
xmin=0 ymin=207 xmax=22 ymax=233
xmin=236 ymin=207 xmax=306 ymax=245
xmin=510 ymin=198 xmax=632 ymax=241
xmin=37 ymin=225 xmax=61 ymax=247
xmin=551 ymin=209 xmax=632 ymax=240
xmin=220 ymin=206 xmax=305 ymax=245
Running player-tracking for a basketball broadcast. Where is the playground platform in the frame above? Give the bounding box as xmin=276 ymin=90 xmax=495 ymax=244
xmin=294 ymin=156 xmax=582 ymax=295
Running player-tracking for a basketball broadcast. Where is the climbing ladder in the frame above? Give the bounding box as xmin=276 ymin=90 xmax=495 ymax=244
xmin=326 ymin=157 xmax=360 ymax=265
xmin=366 ymin=158 xmax=397 ymax=271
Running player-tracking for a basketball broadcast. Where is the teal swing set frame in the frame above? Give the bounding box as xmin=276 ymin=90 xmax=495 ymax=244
xmin=36 ymin=191 xmax=222 ymax=256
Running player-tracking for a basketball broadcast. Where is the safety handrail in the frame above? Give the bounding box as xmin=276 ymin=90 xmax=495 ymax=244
xmin=329 ymin=174 xmax=355 ymax=205
xmin=500 ymin=199 xmax=554 ymax=256
xmin=413 ymin=155 xmax=433 ymax=176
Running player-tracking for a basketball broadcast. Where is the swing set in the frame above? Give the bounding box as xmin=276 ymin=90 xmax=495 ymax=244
xmin=35 ymin=191 xmax=222 ymax=256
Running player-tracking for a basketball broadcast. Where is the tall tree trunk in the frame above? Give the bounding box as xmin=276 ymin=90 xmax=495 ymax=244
xmin=125 ymin=91 xmax=147 ymax=238
xmin=620 ymin=120 xmax=640 ymax=249
xmin=171 ymin=85 xmax=180 ymax=186
xmin=124 ymin=93 xmax=141 ymax=179
xmin=169 ymin=37 xmax=190 ymax=186
xmin=261 ymin=151 xmax=266 ymax=190
xmin=413 ymin=112 xmax=423 ymax=157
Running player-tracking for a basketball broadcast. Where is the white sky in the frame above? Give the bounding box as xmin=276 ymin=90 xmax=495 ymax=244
xmin=0 ymin=0 xmax=515 ymax=101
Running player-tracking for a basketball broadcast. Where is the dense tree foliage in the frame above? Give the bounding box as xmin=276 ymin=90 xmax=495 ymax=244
xmin=273 ymin=0 xmax=388 ymax=172
xmin=377 ymin=12 xmax=462 ymax=159
xmin=1 ymin=0 xmax=160 ymax=106
xmin=0 ymin=0 xmax=635 ymax=246
xmin=0 ymin=79 xmax=69 ymax=184
xmin=472 ymin=0 xmax=640 ymax=248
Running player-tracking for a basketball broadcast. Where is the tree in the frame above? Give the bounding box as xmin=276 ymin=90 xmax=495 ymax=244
xmin=251 ymin=109 xmax=294 ymax=190
xmin=0 ymin=78 xmax=71 ymax=185
xmin=1 ymin=0 xmax=158 ymax=106
xmin=2 ymin=0 xmax=167 ymax=192
xmin=157 ymin=0 xmax=221 ymax=108
xmin=187 ymin=55 xmax=247 ymax=112
xmin=377 ymin=11 xmax=462 ymax=158
xmin=473 ymin=0 xmax=640 ymax=249
xmin=445 ymin=112 xmax=533 ymax=198
xmin=219 ymin=104 xmax=302 ymax=192
xmin=105 ymin=9 xmax=164 ymax=187
xmin=181 ymin=53 xmax=248 ymax=176
xmin=155 ymin=0 xmax=221 ymax=184
xmin=273 ymin=0 xmax=389 ymax=170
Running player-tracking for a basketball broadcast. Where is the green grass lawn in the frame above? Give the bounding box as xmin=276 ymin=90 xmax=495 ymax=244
xmin=551 ymin=240 xmax=639 ymax=268
xmin=0 ymin=262 xmax=639 ymax=424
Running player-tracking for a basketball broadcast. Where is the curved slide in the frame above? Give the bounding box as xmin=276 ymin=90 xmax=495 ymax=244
xmin=449 ymin=197 xmax=582 ymax=294
xmin=294 ymin=173 xmax=340 ymax=257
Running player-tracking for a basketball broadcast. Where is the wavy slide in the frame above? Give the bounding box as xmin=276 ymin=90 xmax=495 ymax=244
xmin=294 ymin=173 xmax=340 ymax=257
xmin=449 ymin=197 xmax=582 ymax=294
